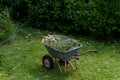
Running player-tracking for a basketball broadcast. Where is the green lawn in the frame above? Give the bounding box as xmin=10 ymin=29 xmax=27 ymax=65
xmin=0 ymin=29 xmax=120 ymax=80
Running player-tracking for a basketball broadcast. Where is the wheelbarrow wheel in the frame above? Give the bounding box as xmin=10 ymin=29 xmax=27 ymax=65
xmin=42 ymin=55 xmax=54 ymax=69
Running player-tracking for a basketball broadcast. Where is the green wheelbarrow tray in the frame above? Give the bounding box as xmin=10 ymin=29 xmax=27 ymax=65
xmin=42 ymin=35 xmax=82 ymax=60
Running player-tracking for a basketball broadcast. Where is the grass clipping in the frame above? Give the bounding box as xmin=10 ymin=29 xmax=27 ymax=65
xmin=43 ymin=35 xmax=80 ymax=51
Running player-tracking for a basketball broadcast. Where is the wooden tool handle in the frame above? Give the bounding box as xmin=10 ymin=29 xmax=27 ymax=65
xmin=78 ymin=50 xmax=97 ymax=56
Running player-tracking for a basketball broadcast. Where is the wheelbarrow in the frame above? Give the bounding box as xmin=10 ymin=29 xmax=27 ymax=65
xmin=42 ymin=35 xmax=97 ymax=73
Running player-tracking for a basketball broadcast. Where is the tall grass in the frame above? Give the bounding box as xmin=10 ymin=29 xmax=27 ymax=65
xmin=0 ymin=8 xmax=16 ymax=45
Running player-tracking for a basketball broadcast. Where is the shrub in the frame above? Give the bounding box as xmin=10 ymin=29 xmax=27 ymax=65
xmin=26 ymin=0 xmax=120 ymax=39
xmin=0 ymin=8 xmax=16 ymax=45
xmin=0 ymin=0 xmax=119 ymax=40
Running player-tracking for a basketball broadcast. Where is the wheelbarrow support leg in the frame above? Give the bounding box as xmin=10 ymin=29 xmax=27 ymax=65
xmin=64 ymin=60 xmax=67 ymax=73
xmin=55 ymin=58 xmax=63 ymax=73
xmin=75 ymin=56 xmax=78 ymax=70
xmin=68 ymin=60 xmax=76 ymax=70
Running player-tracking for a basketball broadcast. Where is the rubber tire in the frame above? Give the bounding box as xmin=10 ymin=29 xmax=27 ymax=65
xmin=42 ymin=55 xmax=54 ymax=69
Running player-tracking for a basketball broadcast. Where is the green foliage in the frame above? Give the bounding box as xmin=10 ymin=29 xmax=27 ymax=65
xmin=0 ymin=8 xmax=16 ymax=45
xmin=93 ymin=0 xmax=120 ymax=39
xmin=0 ymin=0 xmax=28 ymax=21
xmin=0 ymin=0 xmax=119 ymax=40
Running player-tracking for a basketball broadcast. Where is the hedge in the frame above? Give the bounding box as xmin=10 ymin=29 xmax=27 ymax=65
xmin=0 ymin=0 xmax=119 ymax=40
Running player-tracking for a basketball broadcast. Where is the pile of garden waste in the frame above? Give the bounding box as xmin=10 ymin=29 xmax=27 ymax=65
xmin=43 ymin=34 xmax=80 ymax=51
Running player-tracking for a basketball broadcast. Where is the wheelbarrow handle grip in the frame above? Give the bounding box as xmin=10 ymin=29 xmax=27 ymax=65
xmin=93 ymin=50 xmax=98 ymax=53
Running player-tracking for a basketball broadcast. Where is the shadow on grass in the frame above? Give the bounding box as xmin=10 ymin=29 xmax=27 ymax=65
xmin=29 ymin=64 xmax=79 ymax=80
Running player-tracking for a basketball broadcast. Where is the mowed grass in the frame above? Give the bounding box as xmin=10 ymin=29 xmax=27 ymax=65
xmin=0 ymin=28 xmax=120 ymax=80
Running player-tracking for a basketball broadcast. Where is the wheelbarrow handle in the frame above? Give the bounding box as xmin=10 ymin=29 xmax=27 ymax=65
xmin=78 ymin=50 xmax=98 ymax=56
